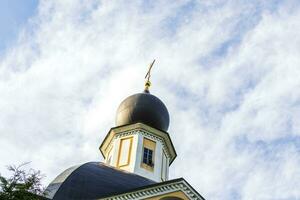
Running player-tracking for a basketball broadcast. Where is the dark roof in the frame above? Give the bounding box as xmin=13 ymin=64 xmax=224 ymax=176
xmin=45 ymin=162 xmax=156 ymax=200
xmin=116 ymin=92 xmax=170 ymax=131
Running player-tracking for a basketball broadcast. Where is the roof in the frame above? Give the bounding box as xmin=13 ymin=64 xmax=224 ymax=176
xmin=45 ymin=162 xmax=156 ymax=200
xmin=100 ymin=177 xmax=205 ymax=200
xmin=116 ymin=92 xmax=170 ymax=131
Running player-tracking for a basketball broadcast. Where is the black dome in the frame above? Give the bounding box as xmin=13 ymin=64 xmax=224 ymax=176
xmin=116 ymin=92 xmax=170 ymax=131
xmin=45 ymin=162 xmax=155 ymax=199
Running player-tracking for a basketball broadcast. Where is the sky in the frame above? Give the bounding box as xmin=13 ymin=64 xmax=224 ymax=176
xmin=0 ymin=0 xmax=38 ymax=54
xmin=0 ymin=0 xmax=300 ymax=199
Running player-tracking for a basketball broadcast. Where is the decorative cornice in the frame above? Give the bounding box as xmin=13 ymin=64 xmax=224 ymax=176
xmin=99 ymin=179 xmax=204 ymax=200
xmin=100 ymin=123 xmax=177 ymax=164
xmin=115 ymin=129 xmax=172 ymax=160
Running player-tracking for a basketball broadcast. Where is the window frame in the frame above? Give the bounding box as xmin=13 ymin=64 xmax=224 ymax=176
xmin=143 ymin=147 xmax=154 ymax=167
xmin=141 ymin=137 xmax=156 ymax=171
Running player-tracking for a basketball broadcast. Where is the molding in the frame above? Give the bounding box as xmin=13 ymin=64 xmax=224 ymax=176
xmin=100 ymin=123 xmax=176 ymax=165
xmin=141 ymin=138 xmax=156 ymax=172
xmin=116 ymin=129 xmax=172 ymax=161
xmin=117 ymin=136 xmax=133 ymax=168
xmin=99 ymin=179 xmax=204 ymax=200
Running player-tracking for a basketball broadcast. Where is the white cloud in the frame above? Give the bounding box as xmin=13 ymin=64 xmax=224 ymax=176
xmin=0 ymin=0 xmax=300 ymax=199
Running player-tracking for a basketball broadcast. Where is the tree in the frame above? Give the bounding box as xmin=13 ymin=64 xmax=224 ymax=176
xmin=0 ymin=163 xmax=47 ymax=200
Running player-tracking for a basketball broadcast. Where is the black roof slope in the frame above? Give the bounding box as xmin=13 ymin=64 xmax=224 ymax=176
xmin=45 ymin=162 xmax=156 ymax=200
xmin=116 ymin=92 xmax=170 ymax=131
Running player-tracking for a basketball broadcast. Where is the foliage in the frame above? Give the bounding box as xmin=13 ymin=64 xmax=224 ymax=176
xmin=0 ymin=163 xmax=46 ymax=200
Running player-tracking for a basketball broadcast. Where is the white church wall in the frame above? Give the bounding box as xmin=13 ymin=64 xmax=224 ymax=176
xmin=132 ymin=132 xmax=167 ymax=182
xmin=109 ymin=137 xmax=120 ymax=167
xmin=103 ymin=127 xmax=172 ymax=182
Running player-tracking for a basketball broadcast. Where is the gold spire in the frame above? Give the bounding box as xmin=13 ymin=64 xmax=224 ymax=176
xmin=144 ymin=59 xmax=155 ymax=93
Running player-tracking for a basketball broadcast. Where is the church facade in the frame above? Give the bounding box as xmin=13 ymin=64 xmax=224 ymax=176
xmin=45 ymin=71 xmax=204 ymax=200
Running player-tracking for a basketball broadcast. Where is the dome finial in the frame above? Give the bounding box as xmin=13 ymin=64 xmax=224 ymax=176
xmin=144 ymin=59 xmax=155 ymax=93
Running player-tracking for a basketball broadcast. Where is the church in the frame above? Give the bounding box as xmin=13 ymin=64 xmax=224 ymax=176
xmin=45 ymin=62 xmax=204 ymax=200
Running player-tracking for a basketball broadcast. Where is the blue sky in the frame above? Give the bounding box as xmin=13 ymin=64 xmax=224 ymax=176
xmin=0 ymin=0 xmax=300 ymax=199
xmin=0 ymin=0 xmax=38 ymax=54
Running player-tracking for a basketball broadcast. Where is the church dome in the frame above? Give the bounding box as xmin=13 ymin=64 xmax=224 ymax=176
xmin=116 ymin=92 xmax=170 ymax=131
xmin=45 ymin=162 xmax=155 ymax=199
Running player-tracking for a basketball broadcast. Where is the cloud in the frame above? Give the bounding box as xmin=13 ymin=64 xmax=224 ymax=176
xmin=0 ymin=0 xmax=300 ymax=199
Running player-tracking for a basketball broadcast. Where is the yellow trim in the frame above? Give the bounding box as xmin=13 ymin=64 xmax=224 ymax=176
xmin=144 ymin=137 xmax=156 ymax=149
xmin=141 ymin=137 xmax=156 ymax=172
xmin=145 ymin=190 xmax=189 ymax=200
xmin=117 ymin=136 xmax=133 ymax=168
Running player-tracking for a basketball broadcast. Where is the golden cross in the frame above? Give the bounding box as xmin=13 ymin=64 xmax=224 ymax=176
xmin=144 ymin=59 xmax=155 ymax=92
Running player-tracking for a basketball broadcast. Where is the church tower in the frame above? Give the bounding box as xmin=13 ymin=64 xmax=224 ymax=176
xmin=100 ymin=60 xmax=176 ymax=182
xmin=99 ymin=91 xmax=176 ymax=182
xmin=45 ymin=61 xmax=204 ymax=200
